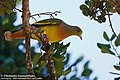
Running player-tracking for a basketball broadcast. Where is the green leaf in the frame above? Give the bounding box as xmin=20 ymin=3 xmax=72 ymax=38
xmin=93 ymin=77 xmax=98 ymax=80
xmin=115 ymin=34 xmax=120 ymax=47
xmin=70 ymin=75 xmax=79 ymax=80
xmin=56 ymin=42 xmax=70 ymax=54
xmin=103 ymin=31 xmax=109 ymax=41
xmin=101 ymin=46 xmax=115 ymax=55
xmin=38 ymin=61 xmax=47 ymax=72
xmin=97 ymin=43 xmax=111 ymax=49
xmin=62 ymin=68 xmax=71 ymax=75
xmin=80 ymin=4 xmax=89 ymax=16
xmin=81 ymin=61 xmax=92 ymax=77
xmin=82 ymin=61 xmax=92 ymax=77
xmin=84 ymin=61 xmax=89 ymax=68
xmin=53 ymin=54 xmax=65 ymax=62
xmin=55 ymin=61 xmax=64 ymax=77
xmin=33 ymin=53 xmax=42 ymax=66
xmin=71 ymin=56 xmax=84 ymax=67
xmin=82 ymin=69 xmax=92 ymax=77
xmin=110 ymin=33 xmax=116 ymax=41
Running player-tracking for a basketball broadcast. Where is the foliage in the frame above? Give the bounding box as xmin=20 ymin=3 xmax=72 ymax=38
xmin=97 ymin=32 xmax=120 ymax=78
xmin=80 ymin=0 xmax=120 ymax=79
xmin=0 ymin=12 xmax=28 ymax=74
xmin=80 ymin=0 xmax=116 ymax=23
xmin=33 ymin=42 xmax=97 ymax=80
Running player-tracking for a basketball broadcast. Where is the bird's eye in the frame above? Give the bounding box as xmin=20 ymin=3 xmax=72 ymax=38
xmin=77 ymin=29 xmax=80 ymax=32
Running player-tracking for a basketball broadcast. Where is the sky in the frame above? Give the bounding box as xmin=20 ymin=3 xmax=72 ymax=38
xmin=15 ymin=0 xmax=120 ymax=80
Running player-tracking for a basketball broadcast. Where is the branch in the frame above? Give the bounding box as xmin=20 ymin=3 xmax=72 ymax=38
xmin=22 ymin=0 xmax=34 ymax=75
xmin=107 ymin=10 xmax=118 ymax=37
xmin=30 ymin=26 xmax=56 ymax=79
xmin=30 ymin=11 xmax=61 ymax=18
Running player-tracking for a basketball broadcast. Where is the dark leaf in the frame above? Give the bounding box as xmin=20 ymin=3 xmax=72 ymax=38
xmin=101 ymin=46 xmax=115 ymax=55
xmin=64 ymin=53 xmax=70 ymax=65
xmin=110 ymin=72 xmax=120 ymax=75
xmin=82 ymin=68 xmax=92 ymax=77
xmin=93 ymin=77 xmax=98 ymax=80
xmin=114 ymin=77 xmax=120 ymax=80
xmin=97 ymin=43 xmax=111 ymax=49
xmin=115 ymin=34 xmax=120 ymax=47
xmin=110 ymin=33 xmax=116 ymax=41
xmin=80 ymin=4 xmax=89 ymax=16
xmin=62 ymin=67 xmax=71 ymax=75
xmin=70 ymin=75 xmax=79 ymax=80
xmin=114 ymin=65 xmax=120 ymax=70
xmin=71 ymin=56 xmax=84 ymax=67
xmin=103 ymin=31 xmax=109 ymax=41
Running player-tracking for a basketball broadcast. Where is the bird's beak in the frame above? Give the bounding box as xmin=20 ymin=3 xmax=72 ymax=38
xmin=80 ymin=36 xmax=82 ymax=40
xmin=78 ymin=34 xmax=82 ymax=40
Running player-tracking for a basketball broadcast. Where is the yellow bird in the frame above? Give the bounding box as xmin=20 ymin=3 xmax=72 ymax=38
xmin=4 ymin=18 xmax=83 ymax=43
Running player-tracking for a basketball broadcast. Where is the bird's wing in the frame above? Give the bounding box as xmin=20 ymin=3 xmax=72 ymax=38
xmin=31 ymin=18 xmax=62 ymax=27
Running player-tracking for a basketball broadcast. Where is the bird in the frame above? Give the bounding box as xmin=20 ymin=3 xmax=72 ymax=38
xmin=4 ymin=18 xmax=83 ymax=43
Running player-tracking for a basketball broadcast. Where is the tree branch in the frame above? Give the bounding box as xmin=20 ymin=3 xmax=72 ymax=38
xmin=30 ymin=26 xmax=56 ymax=80
xmin=22 ymin=0 xmax=34 ymax=75
xmin=107 ymin=10 xmax=118 ymax=37
xmin=30 ymin=11 xmax=61 ymax=18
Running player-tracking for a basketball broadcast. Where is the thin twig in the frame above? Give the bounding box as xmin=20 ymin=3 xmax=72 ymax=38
xmin=30 ymin=11 xmax=61 ymax=21
xmin=107 ymin=10 xmax=118 ymax=37
xmin=30 ymin=11 xmax=61 ymax=17
xmin=110 ymin=41 xmax=119 ymax=56
xmin=14 ymin=7 xmax=22 ymax=12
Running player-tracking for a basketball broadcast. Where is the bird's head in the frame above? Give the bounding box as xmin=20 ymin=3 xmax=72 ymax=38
xmin=71 ymin=26 xmax=83 ymax=40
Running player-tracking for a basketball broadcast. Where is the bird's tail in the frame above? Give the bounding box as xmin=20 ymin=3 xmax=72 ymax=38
xmin=4 ymin=29 xmax=25 ymax=41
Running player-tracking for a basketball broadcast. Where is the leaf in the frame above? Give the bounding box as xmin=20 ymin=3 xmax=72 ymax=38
xmin=85 ymin=0 xmax=90 ymax=5
xmin=110 ymin=33 xmax=116 ymax=41
xmin=56 ymin=42 xmax=70 ymax=54
xmin=33 ymin=53 xmax=42 ymax=66
xmin=89 ymin=0 xmax=94 ymax=11
xmin=84 ymin=61 xmax=89 ymax=68
xmin=38 ymin=61 xmax=47 ymax=72
xmin=101 ymin=46 xmax=115 ymax=55
xmin=103 ymin=31 xmax=109 ymax=41
xmin=93 ymin=77 xmax=98 ymax=80
xmin=97 ymin=43 xmax=111 ymax=49
xmin=82 ymin=61 xmax=92 ymax=77
xmin=80 ymin=4 xmax=89 ymax=16
xmin=82 ymin=69 xmax=92 ymax=77
xmin=114 ymin=65 xmax=120 ymax=70
xmin=70 ymin=75 xmax=79 ymax=80
xmin=53 ymin=54 xmax=65 ymax=62
xmin=64 ymin=53 xmax=70 ymax=65
xmin=55 ymin=61 xmax=64 ymax=77
xmin=62 ymin=68 xmax=71 ymax=75
xmin=115 ymin=34 xmax=120 ymax=47
xmin=71 ymin=56 xmax=84 ymax=67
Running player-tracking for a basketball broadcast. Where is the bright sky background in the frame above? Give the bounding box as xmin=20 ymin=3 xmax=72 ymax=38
xmin=15 ymin=0 xmax=120 ymax=80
